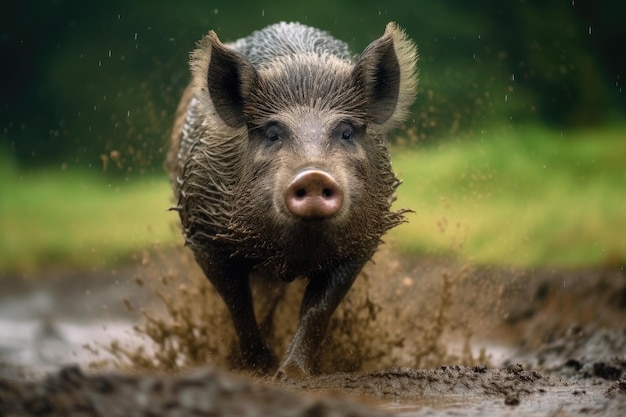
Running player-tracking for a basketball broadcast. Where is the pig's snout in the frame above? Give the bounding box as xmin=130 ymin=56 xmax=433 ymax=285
xmin=284 ymin=170 xmax=344 ymax=219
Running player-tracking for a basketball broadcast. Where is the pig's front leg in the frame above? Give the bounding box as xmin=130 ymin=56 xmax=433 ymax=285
xmin=276 ymin=257 xmax=367 ymax=378
xmin=197 ymin=255 xmax=278 ymax=373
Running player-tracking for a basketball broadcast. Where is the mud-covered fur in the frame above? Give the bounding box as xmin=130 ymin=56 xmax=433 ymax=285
xmin=169 ymin=22 xmax=418 ymax=377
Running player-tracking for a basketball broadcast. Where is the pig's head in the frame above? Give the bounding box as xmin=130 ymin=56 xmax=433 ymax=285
xmin=192 ymin=23 xmax=417 ymax=273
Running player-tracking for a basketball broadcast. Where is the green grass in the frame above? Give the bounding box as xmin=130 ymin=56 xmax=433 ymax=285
xmin=0 ymin=166 xmax=179 ymax=273
xmin=1 ymin=125 xmax=625 ymax=273
xmin=390 ymin=125 xmax=626 ymax=267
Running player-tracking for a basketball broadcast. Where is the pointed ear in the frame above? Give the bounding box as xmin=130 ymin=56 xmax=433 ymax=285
xmin=191 ymin=31 xmax=257 ymax=128
xmin=354 ymin=22 xmax=418 ymax=129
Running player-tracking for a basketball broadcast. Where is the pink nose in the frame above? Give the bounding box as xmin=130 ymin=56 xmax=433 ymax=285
xmin=284 ymin=170 xmax=343 ymax=219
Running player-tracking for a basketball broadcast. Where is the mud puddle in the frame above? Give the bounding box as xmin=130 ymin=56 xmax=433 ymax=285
xmin=1 ymin=247 xmax=625 ymax=416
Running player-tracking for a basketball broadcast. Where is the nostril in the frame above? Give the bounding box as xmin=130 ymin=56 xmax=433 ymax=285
xmin=295 ymin=189 xmax=306 ymax=199
xmin=322 ymin=188 xmax=333 ymax=198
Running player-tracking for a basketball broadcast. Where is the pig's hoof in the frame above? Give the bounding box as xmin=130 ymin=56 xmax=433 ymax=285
xmin=274 ymin=361 xmax=310 ymax=380
xmin=244 ymin=348 xmax=278 ymax=374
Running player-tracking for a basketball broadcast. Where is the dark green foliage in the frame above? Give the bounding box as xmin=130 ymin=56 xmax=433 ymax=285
xmin=1 ymin=0 xmax=624 ymax=171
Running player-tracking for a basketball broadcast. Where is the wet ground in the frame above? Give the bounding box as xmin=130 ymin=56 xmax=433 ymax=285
xmin=0 ymin=247 xmax=625 ymax=416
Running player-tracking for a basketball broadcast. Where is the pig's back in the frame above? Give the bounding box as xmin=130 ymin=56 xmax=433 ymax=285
xmin=230 ymin=22 xmax=353 ymax=66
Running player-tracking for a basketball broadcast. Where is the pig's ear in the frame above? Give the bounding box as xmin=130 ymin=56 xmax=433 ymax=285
xmin=354 ymin=22 xmax=418 ymax=129
xmin=191 ymin=31 xmax=256 ymax=128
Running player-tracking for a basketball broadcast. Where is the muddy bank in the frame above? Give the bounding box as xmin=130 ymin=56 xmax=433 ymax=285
xmin=0 ymin=365 xmax=391 ymax=417
xmin=0 ymin=362 xmax=625 ymax=416
xmin=0 ymin=248 xmax=625 ymax=416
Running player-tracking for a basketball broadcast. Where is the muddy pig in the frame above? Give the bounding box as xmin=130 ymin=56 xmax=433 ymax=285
xmin=168 ymin=22 xmax=418 ymax=378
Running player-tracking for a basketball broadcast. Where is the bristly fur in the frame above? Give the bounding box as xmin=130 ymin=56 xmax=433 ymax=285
xmin=230 ymin=22 xmax=353 ymax=66
xmin=244 ymin=54 xmax=369 ymax=127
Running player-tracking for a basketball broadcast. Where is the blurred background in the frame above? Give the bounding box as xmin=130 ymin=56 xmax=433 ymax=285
xmin=1 ymin=0 xmax=625 ymax=274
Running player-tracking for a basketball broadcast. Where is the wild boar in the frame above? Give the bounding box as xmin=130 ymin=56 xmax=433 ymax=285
xmin=168 ymin=21 xmax=417 ymax=377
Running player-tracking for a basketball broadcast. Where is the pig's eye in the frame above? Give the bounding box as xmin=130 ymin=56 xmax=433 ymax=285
xmin=265 ymin=124 xmax=282 ymax=143
xmin=334 ymin=121 xmax=359 ymax=143
xmin=267 ymin=131 xmax=279 ymax=142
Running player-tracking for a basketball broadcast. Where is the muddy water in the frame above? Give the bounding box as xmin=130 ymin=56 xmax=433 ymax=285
xmin=1 ymin=247 xmax=625 ymax=416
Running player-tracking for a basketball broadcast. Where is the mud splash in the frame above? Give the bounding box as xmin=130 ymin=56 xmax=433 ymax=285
xmin=106 ymin=246 xmax=490 ymax=373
